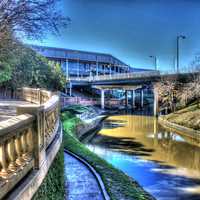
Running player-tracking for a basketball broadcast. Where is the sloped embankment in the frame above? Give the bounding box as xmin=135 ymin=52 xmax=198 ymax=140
xmin=162 ymin=103 xmax=200 ymax=131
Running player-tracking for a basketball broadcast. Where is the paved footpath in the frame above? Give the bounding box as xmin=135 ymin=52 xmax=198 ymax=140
xmin=64 ymin=152 xmax=104 ymax=200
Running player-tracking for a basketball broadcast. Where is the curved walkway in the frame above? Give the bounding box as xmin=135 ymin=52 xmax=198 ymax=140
xmin=64 ymin=152 xmax=105 ymax=200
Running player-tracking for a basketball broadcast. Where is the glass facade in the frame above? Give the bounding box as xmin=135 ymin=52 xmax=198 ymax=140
xmin=31 ymin=45 xmax=132 ymax=78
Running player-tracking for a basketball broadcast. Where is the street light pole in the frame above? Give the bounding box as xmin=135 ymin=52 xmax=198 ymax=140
xmin=176 ymin=35 xmax=186 ymax=73
xmin=149 ymin=55 xmax=157 ymax=70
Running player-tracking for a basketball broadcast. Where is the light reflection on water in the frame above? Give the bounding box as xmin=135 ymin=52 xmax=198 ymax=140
xmin=86 ymin=115 xmax=200 ymax=200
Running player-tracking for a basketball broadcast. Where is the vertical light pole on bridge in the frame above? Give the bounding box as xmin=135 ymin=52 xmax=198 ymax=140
xmin=149 ymin=55 xmax=158 ymax=70
xmin=176 ymin=35 xmax=186 ymax=73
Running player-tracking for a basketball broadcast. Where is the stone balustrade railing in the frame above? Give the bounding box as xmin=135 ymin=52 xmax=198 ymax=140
xmin=0 ymin=87 xmax=61 ymax=200
xmin=43 ymin=95 xmax=60 ymax=148
xmin=19 ymin=87 xmax=53 ymax=104
xmin=0 ymin=114 xmax=35 ymax=199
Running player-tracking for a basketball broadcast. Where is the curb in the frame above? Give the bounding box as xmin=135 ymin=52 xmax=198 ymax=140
xmin=64 ymin=149 xmax=110 ymax=200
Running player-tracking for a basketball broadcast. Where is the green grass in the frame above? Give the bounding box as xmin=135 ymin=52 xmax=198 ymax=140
xmin=62 ymin=111 xmax=155 ymax=200
xmin=33 ymin=144 xmax=65 ymax=200
xmin=165 ymin=103 xmax=200 ymax=131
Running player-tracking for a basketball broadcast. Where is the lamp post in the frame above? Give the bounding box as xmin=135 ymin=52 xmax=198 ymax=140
xmin=149 ymin=55 xmax=157 ymax=70
xmin=176 ymin=35 xmax=186 ymax=73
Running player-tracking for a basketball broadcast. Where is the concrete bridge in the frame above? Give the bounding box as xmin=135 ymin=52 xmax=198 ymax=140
xmin=66 ymin=70 xmax=160 ymax=115
xmin=0 ymin=88 xmax=62 ymax=200
xmin=66 ymin=70 xmax=199 ymax=115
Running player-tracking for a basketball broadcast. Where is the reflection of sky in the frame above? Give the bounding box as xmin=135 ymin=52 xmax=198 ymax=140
xmin=87 ymin=145 xmax=168 ymax=187
xmin=87 ymin=144 xmax=200 ymax=200
xmin=27 ymin=0 xmax=200 ymax=72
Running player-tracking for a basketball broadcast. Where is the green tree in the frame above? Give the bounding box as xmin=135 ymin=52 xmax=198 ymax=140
xmin=0 ymin=32 xmax=20 ymax=83
xmin=0 ymin=0 xmax=69 ymax=89
xmin=47 ymin=61 xmax=66 ymax=90
xmin=7 ymin=45 xmax=66 ymax=91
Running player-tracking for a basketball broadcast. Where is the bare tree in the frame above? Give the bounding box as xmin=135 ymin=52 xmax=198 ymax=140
xmin=155 ymin=76 xmax=178 ymax=112
xmin=0 ymin=0 xmax=70 ymax=40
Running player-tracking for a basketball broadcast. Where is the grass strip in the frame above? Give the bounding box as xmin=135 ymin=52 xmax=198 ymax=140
xmin=33 ymin=144 xmax=64 ymax=200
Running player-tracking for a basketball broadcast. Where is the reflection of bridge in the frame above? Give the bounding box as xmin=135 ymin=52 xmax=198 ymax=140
xmin=0 ymin=88 xmax=61 ymax=199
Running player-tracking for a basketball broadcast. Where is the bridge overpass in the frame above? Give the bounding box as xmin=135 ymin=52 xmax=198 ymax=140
xmin=66 ymin=70 xmax=199 ymax=115
xmin=66 ymin=70 xmax=160 ymax=115
xmin=68 ymin=70 xmax=160 ymax=85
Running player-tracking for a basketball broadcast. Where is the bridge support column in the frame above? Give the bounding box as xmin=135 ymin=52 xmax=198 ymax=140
xmin=65 ymin=59 xmax=69 ymax=79
xmin=125 ymin=90 xmax=128 ymax=108
xmin=141 ymin=89 xmax=144 ymax=108
xmin=131 ymin=90 xmax=136 ymax=109
xmin=101 ymin=89 xmax=105 ymax=109
xmin=69 ymin=82 xmax=72 ymax=97
xmin=153 ymin=87 xmax=158 ymax=117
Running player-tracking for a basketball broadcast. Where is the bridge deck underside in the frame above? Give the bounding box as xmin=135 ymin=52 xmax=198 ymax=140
xmin=71 ymin=76 xmax=160 ymax=87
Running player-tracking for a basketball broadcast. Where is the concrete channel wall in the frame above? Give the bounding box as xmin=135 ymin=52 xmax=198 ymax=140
xmin=158 ymin=116 xmax=200 ymax=141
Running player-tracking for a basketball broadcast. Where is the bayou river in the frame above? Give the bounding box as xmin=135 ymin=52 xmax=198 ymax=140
xmin=86 ymin=114 xmax=200 ymax=200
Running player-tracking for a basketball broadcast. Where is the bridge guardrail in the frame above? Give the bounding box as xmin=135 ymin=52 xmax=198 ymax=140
xmin=68 ymin=71 xmax=160 ymax=82
xmin=61 ymin=96 xmax=122 ymax=108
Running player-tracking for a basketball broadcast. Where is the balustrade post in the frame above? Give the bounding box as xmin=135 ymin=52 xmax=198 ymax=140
xmin=7 ymin=138 xmax=18 ymax=172
xmin=15 ymin=135 xmax=25 ymax=166
xmin=27 ymin=128 xmax=33 ymax=156
xmin=17 ymin=105 xmax=45 ymax=169
xmin=21 ymin=131 xmax=32 ymax=161
xmin=0 ymin=143 xmax=9 ymax=178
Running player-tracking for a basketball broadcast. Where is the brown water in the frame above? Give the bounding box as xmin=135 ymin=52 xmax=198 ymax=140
xmin=86 ymin=115 xmax=200 ymax=200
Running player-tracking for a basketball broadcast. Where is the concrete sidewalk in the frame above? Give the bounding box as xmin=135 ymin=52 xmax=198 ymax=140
xmin=64 ymin=152 xmax=104 ymax=200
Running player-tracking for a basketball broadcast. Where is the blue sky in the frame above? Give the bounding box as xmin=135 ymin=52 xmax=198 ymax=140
xmin=26 ymin=0 xmax=200 ymax=72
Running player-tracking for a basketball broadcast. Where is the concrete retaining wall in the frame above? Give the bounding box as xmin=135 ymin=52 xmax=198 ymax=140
xmin=75 ymin=115 xmax=106 ymax=140
xmin=158 ymin=116 xmax=200 ymax=140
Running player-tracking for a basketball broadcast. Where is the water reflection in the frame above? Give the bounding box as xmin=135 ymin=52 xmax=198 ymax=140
xmin=86 ymin=115 xmax=200 ymax=200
